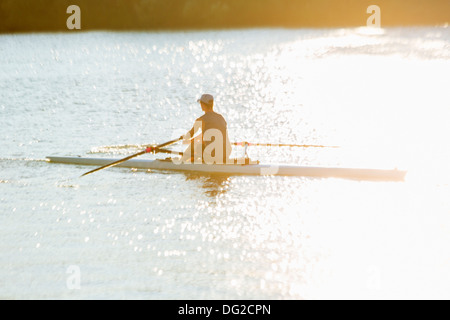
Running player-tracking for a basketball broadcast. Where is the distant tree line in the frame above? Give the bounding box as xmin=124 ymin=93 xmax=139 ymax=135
xmin=0 ymin=0 xmax=448 ymax=33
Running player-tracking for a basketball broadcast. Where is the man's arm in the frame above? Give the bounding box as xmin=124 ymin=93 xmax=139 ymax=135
xmin=183 ymin=119 xmax=202 ymax=144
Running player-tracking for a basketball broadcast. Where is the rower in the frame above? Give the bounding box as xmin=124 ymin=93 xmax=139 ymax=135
xmin=181 ymin=94 xmax=232 ymax=164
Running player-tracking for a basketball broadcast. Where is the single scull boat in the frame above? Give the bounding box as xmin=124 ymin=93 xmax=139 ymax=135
xmin=46 ymin=156 xmax=407 ymax=181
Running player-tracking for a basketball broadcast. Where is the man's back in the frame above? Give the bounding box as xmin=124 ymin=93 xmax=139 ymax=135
xmin=197 ymin=111 xmax=231 ymax=159
xmin=197 ymin=112 xmax=227 ymax=141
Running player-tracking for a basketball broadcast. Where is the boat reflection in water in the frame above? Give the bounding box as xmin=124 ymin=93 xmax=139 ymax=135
xmin=185 ymin=173 xmax=231 ymax=198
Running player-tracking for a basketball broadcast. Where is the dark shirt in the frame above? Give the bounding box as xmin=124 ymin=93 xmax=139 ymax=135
xmin=188 ymin=111 xmax=231 ymax=159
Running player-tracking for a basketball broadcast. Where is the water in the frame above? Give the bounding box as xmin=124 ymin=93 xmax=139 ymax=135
xmin=1 ymin=27 xmax=449 ymax=299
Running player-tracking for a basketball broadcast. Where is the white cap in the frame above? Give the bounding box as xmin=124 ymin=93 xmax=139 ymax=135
xmin=197 ymin=94 xmax=214 ymax=107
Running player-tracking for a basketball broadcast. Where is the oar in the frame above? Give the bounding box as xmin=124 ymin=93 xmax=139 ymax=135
xmin=153 ymin=147 xmax=183 ymax=156
xmin=233 ymin=142 xmax=339 ymax=148
xmin=81 ymin=137 xmax=182 ymax=177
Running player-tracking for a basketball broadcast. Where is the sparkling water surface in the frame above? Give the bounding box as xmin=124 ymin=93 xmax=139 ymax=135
xmin=0 ymin=27 xmax=449 ymax=299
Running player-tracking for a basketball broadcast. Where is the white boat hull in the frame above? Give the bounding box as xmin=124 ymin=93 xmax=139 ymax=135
xmin=46 ymin=156 xmax=407 ymax=181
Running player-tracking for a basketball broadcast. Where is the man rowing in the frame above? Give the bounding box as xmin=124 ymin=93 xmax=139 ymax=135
xmin=181 ymin=94 xmax=232 ymax=164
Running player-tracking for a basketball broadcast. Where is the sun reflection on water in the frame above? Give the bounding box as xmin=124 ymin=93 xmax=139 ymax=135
xmin=1 ymin=28 xmax=449 ymax=299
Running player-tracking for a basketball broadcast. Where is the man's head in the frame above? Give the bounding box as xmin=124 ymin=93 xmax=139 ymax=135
xmin=197 ymin=94 xmax=214 ymax=111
